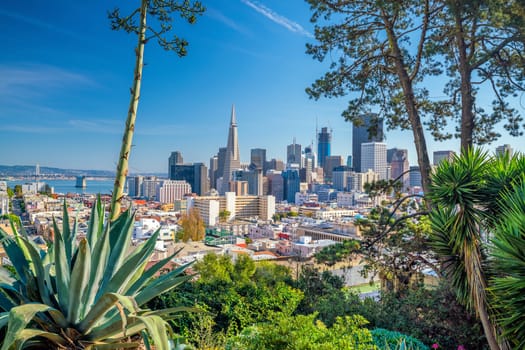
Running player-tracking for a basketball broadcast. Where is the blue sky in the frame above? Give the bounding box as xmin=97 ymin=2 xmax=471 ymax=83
xmin=1 ymin=1 xmax=523 ymax=173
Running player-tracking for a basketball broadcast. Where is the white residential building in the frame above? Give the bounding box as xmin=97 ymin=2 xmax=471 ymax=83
xmin=157 ymin=180 xmax=191 ymax=204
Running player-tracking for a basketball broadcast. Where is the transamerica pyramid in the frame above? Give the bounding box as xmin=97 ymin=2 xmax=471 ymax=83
xmin=220 ymin=105 xmax=241 ymax=194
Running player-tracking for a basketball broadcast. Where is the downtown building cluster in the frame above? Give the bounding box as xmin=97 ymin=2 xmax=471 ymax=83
xmin=124 ymin=107 xmax=516 ymax=226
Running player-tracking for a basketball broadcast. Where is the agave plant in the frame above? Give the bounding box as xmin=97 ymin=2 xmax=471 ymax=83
xmin=0 ymin=197 xmax=193 ymax=349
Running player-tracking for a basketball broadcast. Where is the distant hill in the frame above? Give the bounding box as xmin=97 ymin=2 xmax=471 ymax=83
xmin=0 ymin=165 xmax=114 ymax=177
xmin=0 ymin=165 xmax=166 ymax=178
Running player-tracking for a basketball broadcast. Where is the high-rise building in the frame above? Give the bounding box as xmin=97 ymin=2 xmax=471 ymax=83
xmin=323 ymin=155 xmax=343 ymax=180
xmin=361 ymin=142 xmax=387 ymax=180
xmin=170 ymin=163 xmax=209 ymax=196
xmin=250 ymin=148 xmax=267 ymax=171
xmin=127 ymin=175 xmax=144 ymax=197
xmin=267 ymin=170 xmax=284 ymax=202
xmin=209 ymin=155 xmax=218 ymax=191
xmin=142 ymin=177 xmax=161 ymax=200
xmin=433 ymin=150 xmax=456 ymax=165
xmin=157 ymin=180 xmax=192 ymax=204
xmin=220 ymin=105 xmax=241 ymax=194
xmin=409 ymin=166 xmax=422 ymax=189
xmin=317 ymin=127 xmax=332 ymax=167
xmin=332 ymin=166 xmax=353 ymax=191
xmin=287 ymin=139 xmax=302 ymax=165
xmin=168 ymin=151 xmax=184 ymax=179
xmin=496 ymin=144 xmax=513 ymax=157
xmin=265 ymin=158 xmax=285 ymax=172
xmin=352 ymin=114 xmax=384 ymax=172
xmin=282 ymin=168 xmax=300 ymax=204
xmin=388 ymin=148 xmax=409 ymax=190
xmin=233 ymin=167 xmax=263 ymax=196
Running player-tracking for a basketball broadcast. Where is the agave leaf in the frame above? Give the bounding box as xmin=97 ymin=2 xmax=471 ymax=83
xmin=61 ymin=201 xmax=75 ymax=264
xmin=0 ymin=289 xmax=17 ymax=312
xmin=88 ymin=342 xmax=142 ymax=349
xmin=87 ymin=195 xmax=105 ymax=249
xmin=0 ymin=312 xmax=8 ymax=328
xmin=97 ymin=211 xmax=135 ymax=299
xmin=132 ymin=315 xmax=170 ymax=350
xmin=126 ymin=247 xmax=184 ymax=296
xmin=135 ymin=273 xmax=194 ymax=306
xmin=53 ymin=228 xmax=70 ymax=314
xmin=140 ymin=306 xmax=197 ymax=321
xmin=0 ymin=229 xmax=29 ymax=284
xmin=0 ymin=267 xmax=15 ymax=285
xmin=19 ymin=237 xmax=52 ymax=306
xmin=83 ymin=223 xmax=111 ymax=318
xmin=78 ymin=293 xmax=138 ymax=335
xmin=16 ymin=328 xmax=68 ymax=348
xmin=67 ymin=238 xmax=91 ymax=324
xmin=1 ymin=303 xmax=54 ymax=350
xmin=102 ymin=232 xmax=160 ymax=297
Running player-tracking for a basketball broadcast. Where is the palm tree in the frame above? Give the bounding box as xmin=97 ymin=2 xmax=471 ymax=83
xmin=430 ymin=149 xmax=525 ymax=349
xmin=429 ymin=149 xmax=501 ymax=350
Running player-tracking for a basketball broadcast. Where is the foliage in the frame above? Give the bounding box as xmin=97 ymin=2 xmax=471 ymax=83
xmin=357 ymin=283 xmax=487 ymax=349
xmin=13 ymin=185 xmax=22 ymax=198
xmin=0 ymin=214 xmax=21 ymax=229
xmin=218 ymin=210 xmax=231 ymax=223
xmin=430 ymin=0 xmax=525 ymax=148
xmin=314 ymin=239 xmax=360 ymax=267
xmin=371 ymin=328 xmax=428 ymax=350
xmin=429 ymin=149 xmax=525 ymax=349
xmin=314 ymin=177 xmax=434 ymax=294
xmin=490 ymin=177 xmax=525 ymax=348
xmin=108 ymin=0 xmax=205 ymax=220
xmin=0 ymin=197 xmax=193 ymax=349
xmin=6 ymin=187 xmax=14 ymax=199
xmin=295 ymin=265 xmax=353 ymax=326
xmin=149 ymin=254 xmax=303 ymax=345
xmin=306 ymin=0 xmax=440 ymax=192
xmin=179 ymin=208 xmax=205 ymax=242
xmin=225 ymin=313 xmax=377 ymax=350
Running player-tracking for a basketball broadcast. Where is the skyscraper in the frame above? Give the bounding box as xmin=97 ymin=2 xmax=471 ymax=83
xmin=352 ymin=114 xmax=384 ymax=172
xmin=496 ymin=144 xmax=513 ymax=157
xmin=323 ymin=155 xmax=344 ymax=180
xmin=250 ymin=148 xmax=267 ymax=172
xmin=361 ymin=142 xmax=387 ymax=180
xmin=170 ymin=163 xmax=209 ymax=196
xmin=433 ymin=150 xmax=456 ymax=166
xmin=287 ymin=139 xmax=302 ymax=165
xmin=168 ymin=151 xmax=184 ymax=179
xmin=317 ymin=127 xmax=332 ymax=167
xmin=220 ymin=105 xmax=241 ymax=194
xmin=389 ymin=148 xmax=409 ymax=190
xmin=282 ymin=167 xmax=300 ymax=204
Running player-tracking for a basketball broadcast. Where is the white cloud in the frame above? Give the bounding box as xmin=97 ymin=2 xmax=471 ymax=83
xmin=207 ymin=7 xmax=251 ymax=36
xmin=240 ymin=0 xmax=313 ymax=38
xmin=0 ymin=63 xmax=96 ymax=95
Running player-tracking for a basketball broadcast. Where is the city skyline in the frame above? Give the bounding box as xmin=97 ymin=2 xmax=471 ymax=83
xmin=1 ymin=1 xmax=524 ymax=173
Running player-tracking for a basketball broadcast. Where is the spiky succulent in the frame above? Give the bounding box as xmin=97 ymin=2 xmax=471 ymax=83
xmin=0 ymin=197 xmax=192 ymax=349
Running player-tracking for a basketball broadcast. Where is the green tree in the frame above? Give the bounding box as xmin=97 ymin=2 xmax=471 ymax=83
xmin=306 ymin=0 xmax=525 ymax=192
xmin=179 ymin=207 xmax=205 ymax=242
xmin=108 ymin=0 xmax=204 ymax=221
xmin=13 ymin=185 xmax=22 ymax=198
xmin=226 ymin=313 xmax=376 ymax=350
xmin=6 ymin=187 xmax=14 ymax=199
xmin=219 ymin=210 xmax=231 ymax=223
xmin=432 ymin=0 xmax=525 ymax=150
xmin=306 ymin=0 xmax=439 ymax=193
xmin=429 ymin=150 xmax=525 ymax=349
